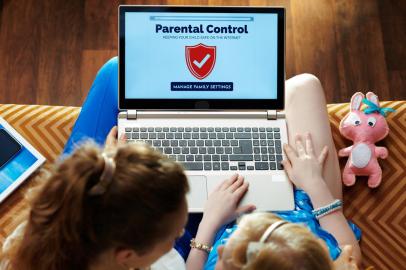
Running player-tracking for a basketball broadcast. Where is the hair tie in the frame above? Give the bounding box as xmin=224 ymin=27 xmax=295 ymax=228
xmin=88 ymin=153 xmax=116 ymax=196
xmin=246 ymin=220 xmax=288 ymax=262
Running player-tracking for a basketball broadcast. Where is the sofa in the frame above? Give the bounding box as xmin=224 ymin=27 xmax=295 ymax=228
xmin=0 ymin=102 xmax=404 ymax=269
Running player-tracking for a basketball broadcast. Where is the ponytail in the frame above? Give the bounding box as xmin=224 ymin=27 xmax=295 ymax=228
xmin=4 ymin=141 xmax=189 ymax=270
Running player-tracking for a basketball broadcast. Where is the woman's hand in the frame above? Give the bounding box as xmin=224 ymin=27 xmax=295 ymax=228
xmin=188 ymin=175 xmax=254 ymax=270
xmin=201 ymin=174 xmax=256 ymax=231
xmin=281 ymin=133 xmax=329 ymax=193
xmin=105 ymin=126 xmax=126 ymax=151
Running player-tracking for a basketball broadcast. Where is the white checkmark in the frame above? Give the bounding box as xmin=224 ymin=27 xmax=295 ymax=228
xmin=193 ymin=54 xmax=211 ymax=69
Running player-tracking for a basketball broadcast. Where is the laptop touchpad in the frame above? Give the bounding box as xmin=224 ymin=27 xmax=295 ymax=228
xmin=187 ymin=175 xmax=207 ymax=212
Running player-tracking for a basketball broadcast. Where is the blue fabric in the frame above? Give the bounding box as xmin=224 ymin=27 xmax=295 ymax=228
xmin=174 ymin=213 xmax=203 ymax=260
xmin=203 ymin=189 xmax=362 ymax=270
xmin=63 ymin=57 xmax=119 ymax=155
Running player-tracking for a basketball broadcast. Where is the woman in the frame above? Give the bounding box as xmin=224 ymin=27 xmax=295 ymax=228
xmin=1 ymin=141 xmax=189 ymax=270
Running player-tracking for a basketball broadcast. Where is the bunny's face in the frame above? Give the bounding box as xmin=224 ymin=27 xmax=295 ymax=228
xmin=339 ymin=92 xmax=389 ymax=143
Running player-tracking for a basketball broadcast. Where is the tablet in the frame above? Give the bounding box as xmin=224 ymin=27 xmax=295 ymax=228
xmin=0 ymin=117 xmax=46 ymax=203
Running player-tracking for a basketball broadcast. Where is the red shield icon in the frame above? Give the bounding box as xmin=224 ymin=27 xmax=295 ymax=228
xmin=185 ymin=43 xmax=216 ymax=80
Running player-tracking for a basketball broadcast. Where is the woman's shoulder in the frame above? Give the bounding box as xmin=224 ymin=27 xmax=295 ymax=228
xmin=2 ymin=225 xmax=186 ymax=270
xmin=151 ymin=248 xmax=185 ymax=270
xmin=2 ymin=222 xmax=26 ymax=255
xmin=1 ymin=222 xmax=27 ymax=270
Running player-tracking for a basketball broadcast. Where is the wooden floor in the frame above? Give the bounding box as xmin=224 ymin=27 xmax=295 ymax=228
xmin=0 ymin=0 xmax=404 ymax=106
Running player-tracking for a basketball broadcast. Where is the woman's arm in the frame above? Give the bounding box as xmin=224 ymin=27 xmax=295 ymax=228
xmin=185 ymin=218 xmax=217 ymax=270
xmin=282 ymin=133 xmax=361 ymax=266
xmin=185 ymin=175 xmax=255 ymax=270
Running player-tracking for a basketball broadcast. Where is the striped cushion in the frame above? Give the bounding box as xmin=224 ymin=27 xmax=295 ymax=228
xmin=0 ymin=104 xmax=81 ymax=162
xmin=0 ymin=104 xmax=80 ymax=245
xmin=0 ymin=102 xmax=404 ymax=269
xmin=328 ymin=101 xmax=406 ymax=269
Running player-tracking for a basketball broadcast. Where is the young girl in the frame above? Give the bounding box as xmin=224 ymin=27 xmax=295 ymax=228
xmin=185 ymin=74 xmax=362 ymax=269
xmin=214 ymin=212 xmax=358 ymax=270
xmin=1 ymin=141 xmax=189 ymax=270
xmin=189 ymin=134 xmax=361 ymax=270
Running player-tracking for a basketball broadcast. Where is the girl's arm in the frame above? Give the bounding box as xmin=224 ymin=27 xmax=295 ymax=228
xmin=186 ymin=174 xmax=255 ymax=270
xmin=306 ymin=181 xmax=361 ymax=266
xmin=282 ymin=133 xmax=361 ymax=266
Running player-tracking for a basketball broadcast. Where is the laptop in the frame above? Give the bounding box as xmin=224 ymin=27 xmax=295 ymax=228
xmin=118 ymin=5 xmax=294 ymax=212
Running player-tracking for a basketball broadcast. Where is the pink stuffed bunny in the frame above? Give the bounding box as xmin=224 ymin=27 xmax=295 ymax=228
xmin=338 ymin=92 xmax=393 ymax=188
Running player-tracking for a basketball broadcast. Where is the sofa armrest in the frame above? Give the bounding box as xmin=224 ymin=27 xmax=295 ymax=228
xmin=0 ymin=104 xmax=80 ymax=162
xmin=327 ymin=101 xmax=406 ymax=269
xmin=0 ymin=101 xmax=405 ymax=269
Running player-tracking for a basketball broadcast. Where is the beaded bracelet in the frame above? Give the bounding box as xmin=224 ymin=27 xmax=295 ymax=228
xmin=312 ymin=199 xmax=343 ymax=219
xmin=190 ymin=238 xmax=213 ymax=253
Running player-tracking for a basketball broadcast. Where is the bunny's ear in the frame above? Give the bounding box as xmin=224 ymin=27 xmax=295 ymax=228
xmin=350 ymin=92 xmax=364 ymax=111
xmin=366 ymin=92 xmax=380 ymax=106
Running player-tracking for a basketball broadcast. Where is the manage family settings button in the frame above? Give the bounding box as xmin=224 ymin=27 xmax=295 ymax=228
xmin=171 ymin=82 xmax=233 ymax=91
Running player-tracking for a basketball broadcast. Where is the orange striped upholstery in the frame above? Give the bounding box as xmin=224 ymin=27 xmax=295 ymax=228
xmin=0 ymin=104 xmax=81 ymax=162
xmin=329 ymin=101 xmax=406 ymax=270
xmin=0 ymin=104 xmax=80 ymax=245
xmin=0 ymin=102 xmax=404 ymax=269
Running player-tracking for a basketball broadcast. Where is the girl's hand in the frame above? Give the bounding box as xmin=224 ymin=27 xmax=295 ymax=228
xmin=334 ymin=245 xmax=359 ymax=270
xmin=201 ymin=174 xmax=256 ymax=231
xmin=105 ymin=126 xmax=126 ymax=151
xmin=281 ymin=133 xmax=329 ymax=193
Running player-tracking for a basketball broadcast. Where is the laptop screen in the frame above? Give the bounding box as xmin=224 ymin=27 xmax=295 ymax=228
xmin=119 ymin=6 xmax=285 ymax=109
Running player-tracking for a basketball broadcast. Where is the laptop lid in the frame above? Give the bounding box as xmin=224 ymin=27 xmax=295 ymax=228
xmin=119 ymin=6 xmax=285 ymax=110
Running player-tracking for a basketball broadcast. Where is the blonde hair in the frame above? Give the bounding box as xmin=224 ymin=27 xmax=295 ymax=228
xmin=2 ymin=141 xmax=189 ymax=270
xmin=226 ymin=212 xmax=333 ymax=270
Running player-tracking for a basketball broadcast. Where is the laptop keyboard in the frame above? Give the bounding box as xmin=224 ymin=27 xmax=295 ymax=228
xmin=124 ymin=127 xmax=284 ymax=171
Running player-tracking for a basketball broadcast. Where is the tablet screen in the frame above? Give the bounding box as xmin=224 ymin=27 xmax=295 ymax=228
xmin=0 ymin=129 xmax=22 ymax=168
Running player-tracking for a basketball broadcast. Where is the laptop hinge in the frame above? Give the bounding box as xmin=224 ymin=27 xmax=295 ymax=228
xmin=267 ymin=110 xmax=277 ymax=120
xmin=127 ymin=110 xmax=137 ymax=120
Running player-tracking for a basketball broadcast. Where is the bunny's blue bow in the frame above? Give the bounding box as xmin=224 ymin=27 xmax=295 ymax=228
xmin=362 ymin=98 xmax=395 ymax=117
